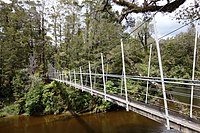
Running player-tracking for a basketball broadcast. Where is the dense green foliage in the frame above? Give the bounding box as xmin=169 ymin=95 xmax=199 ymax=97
xmin=1 ymin=78 xmax=114 ymax=116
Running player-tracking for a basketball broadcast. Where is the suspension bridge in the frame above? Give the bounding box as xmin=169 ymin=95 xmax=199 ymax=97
xmin=48 ymin=17 xmax=200 ymax=132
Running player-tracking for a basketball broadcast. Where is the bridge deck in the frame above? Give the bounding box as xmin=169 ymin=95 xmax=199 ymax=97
xmin=54 ymin=78 xmax=200 ymax=133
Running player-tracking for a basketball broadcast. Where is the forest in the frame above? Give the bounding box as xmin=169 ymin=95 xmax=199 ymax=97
xmin=0 ymin=0 xmax=200 ymax=117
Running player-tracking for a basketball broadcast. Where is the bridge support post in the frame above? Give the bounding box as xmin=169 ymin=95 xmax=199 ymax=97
xmin=121 ymin=39 xmax=129 ymax=111
xmin=101 ymin=53 xmax=107 ymax=101
xmin=74 ymin=69 xmax=76 ymax=87
xmin=145 ymin=44 xmax=152 ymax=104
xmin=190 ymin=21 xmax=198 ymax=118
xmin=89 ymin=62 xmax=93 ymax=95
xmin=80 ymin=67 xmax=83 ymax=92
xmin=153 ymin=17 xmax=170 ymax=130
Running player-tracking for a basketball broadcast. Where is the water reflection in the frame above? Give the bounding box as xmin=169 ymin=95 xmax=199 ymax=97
xmin=0 ymin=111 xmax=168 ymax=133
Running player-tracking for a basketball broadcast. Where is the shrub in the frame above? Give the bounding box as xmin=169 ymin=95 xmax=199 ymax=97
xmin=25 ymin=81 xmax=44 ymax=115
xmin=0 ymin=104 xmax=20 ymax=116
xmin=42 ymin=81 xmax=68 ymax=114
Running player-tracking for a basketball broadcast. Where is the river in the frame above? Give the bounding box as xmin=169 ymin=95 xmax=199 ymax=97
xmin=0 ymin=110 xmax=177 ymax=133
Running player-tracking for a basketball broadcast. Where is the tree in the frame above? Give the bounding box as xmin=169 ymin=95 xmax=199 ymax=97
xmin=0 ymin=0 xmax=51 ymax=104
xmin=81 ymin=0 xmax=123 ymax=65
xmin=110 ymin=0 xmax=186 ymax=22
xmin=133 ymin=15 xmax=153 ymax=52
xmin=160 ymin=25 xmax=198 ymax=78
xmin=0 ymin=1 xmax=31 ymax=100
xmin=176 ymin=0 xmax=200 ymax=23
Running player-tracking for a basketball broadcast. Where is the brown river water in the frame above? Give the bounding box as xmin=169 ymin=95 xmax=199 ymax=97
xmin=0 ymin=110 xmax=178 ymax=133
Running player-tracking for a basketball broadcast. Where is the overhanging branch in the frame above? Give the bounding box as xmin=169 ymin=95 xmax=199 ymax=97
xmin=112 ymin=0 xmax=186 ymax=22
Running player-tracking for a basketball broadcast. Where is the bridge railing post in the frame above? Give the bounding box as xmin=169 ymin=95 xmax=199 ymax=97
xmin=190 ymin=21 xmax=198 ymax=118
xmin=121 ymin=39 xmax=129 ymax=111
xmin=85 ymin=70 xmax=88 ymax=86
xmin=145 ymin=44 xmax=152 ymax=104
xmin=80 ymin=66 xmax=83 ymax=92
xmin=153 ymin=16 xmax=170 ymax=130
xmin=101 ymin=53 xmax=107 ymax=101
xmin=89 ymin=62 xmax=93 ymax=95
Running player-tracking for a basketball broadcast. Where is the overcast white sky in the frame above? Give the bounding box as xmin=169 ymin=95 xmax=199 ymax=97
xmin=154 ymin=12 xmax=188 ymax=38
xmin=1 ymin=0 xmax=199 ymax=38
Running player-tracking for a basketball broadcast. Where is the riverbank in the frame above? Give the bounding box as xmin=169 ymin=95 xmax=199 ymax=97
xmin=0 ymin=99 xmax=123 ymax=119
xmin=0 ymin=110 xmax=95 ymax=123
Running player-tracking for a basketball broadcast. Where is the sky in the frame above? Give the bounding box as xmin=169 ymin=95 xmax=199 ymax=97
xmin=154 ymin=12 xmax=188 ymax=38
xmin=1 ymin=0 xmax=199 ymax=38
